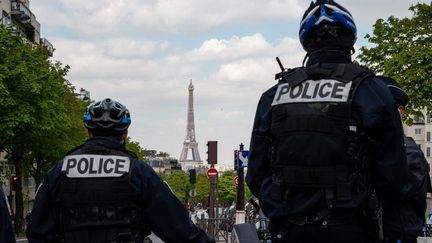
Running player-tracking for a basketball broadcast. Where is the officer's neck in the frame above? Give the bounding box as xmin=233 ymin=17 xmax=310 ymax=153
xmin=306 ymin=49 xmax=352 ymax=67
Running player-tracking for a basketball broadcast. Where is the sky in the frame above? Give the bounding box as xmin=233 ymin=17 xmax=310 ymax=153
xmin=30 ymin=0 xmax=427 ymax=168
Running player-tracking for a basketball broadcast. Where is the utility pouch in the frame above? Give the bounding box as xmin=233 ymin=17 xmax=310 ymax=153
xmin=270 ymin=181 xmax=286 ymax=201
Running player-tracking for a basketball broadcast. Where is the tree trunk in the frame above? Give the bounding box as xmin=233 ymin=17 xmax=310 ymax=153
xmin=12 ymin=146 xmax=24 ymax=234
xmin=33 ymin=158 xmax=44 ymax=193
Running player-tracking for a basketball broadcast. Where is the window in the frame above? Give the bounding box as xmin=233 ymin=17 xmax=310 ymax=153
xmin=428 ymin=132 xmax=431 ymax=142
xmin=415 ymin=128 xmax=422 ymax=135
xmin=414 ymin=115 xmax=425 ymax=124
xmin=427 ymin=147 xmax=431 ymax=157
xmin=0 ymin=160 xmax=8 ymax=176
xmin=23 ymin=177 xmax=35 ymax=188
xmin=1 ymin=11 xmax=11 ymax=26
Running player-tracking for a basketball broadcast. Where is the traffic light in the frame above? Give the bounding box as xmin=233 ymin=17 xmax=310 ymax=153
xmin=206 ymin=141 xmax=217 ymax=164
xmin=189 ymin=169 xmax=196 ymax=184
xmin=234 ymin=150 xmax=239 ymax=170
xmin=11 ymin=175 xmax=18 ymax=191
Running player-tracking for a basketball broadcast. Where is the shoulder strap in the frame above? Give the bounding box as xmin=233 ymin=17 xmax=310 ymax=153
xmin=124 ymin=149 xmax=138 ymax=159
xmin=65 ymin=144 xmax=84 ymax=155
xmin=277 ymin=63 xmax=374 ymax=88
xmin=337 ymin=63 xmax=375 ymax=83
xmin=275 ymin=67 xmax=307 ymax=87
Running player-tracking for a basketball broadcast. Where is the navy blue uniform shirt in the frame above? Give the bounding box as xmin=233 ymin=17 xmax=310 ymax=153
xmin=246 ymin=50 xmax=409 ymax=219
xmin=26 ymin=136 xmax=214 ymax=243
xmin=1 ymin=186 xmax=16 ymax=243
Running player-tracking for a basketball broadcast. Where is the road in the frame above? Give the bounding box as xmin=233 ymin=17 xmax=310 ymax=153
xmin=17 ymin=233 xmax=165 ymax=243
xmin=148 ymin=232 xmax=164 ymax=243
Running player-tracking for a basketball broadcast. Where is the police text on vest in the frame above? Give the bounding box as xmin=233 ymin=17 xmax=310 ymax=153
xmin=61 ymin=155 xmax=131 ymax=178
xmin=272 ymin=79 xmax=352 ymax=105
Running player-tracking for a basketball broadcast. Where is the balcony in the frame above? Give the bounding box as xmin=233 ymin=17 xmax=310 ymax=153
xmin=41 ymin=38 xmax=54 ymax=57
xmin=24 ymin=12 xmax=39 ymax=32
xmin=10 ymin=1 xmax=32 ymax=24
xmin=0 ymin=11 xmax=12 ymax=26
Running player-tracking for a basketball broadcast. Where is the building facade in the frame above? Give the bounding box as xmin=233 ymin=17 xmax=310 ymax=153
xmin=0 ymin=0 xmax=53 ymax=55
xmin=404 ymin=113 xmax=432 ymax=165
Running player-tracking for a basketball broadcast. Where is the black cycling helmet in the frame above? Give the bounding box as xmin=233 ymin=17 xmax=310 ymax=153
xmin=299 ymin=0 xmax=356 ymax=52
xmin=83 ymin=98 xmax=131 ymax=133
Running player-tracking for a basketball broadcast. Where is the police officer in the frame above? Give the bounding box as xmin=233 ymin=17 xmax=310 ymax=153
xmin=246 ymin=1 xmax=409 ymax=242
xmin=26 ymin=98 xmax=215 ymax=243
xmin=381 ymin=76 xmax=430 ymax=243
xmin=1 ymin=186 xmax=16 ymax=243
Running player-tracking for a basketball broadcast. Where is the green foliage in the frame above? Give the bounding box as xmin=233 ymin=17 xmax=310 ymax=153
xmin=358 ymin=3 xmax=432 ymax=122
xmin=125 ymin=137 xmax=146 ymax=160
xmin=218 ymin=170 xmax=252 ymax=205
xmin=195 ymin=174 xmax=210 ymax=203
xmin=0 ymin=25 xmax=88 ymax=232
xmin=218 ymin=171 xmax=237 ymax=204
xmin=164 ymin=171 xmax=189 ymax=203
xmin=157 ymin=170 xmax=252 ymax=207
xmin=0 ymin=25 xmax=87 ymax=159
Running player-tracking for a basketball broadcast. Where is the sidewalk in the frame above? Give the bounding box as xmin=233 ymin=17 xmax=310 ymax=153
xmin=419 ymin=237 xmax=432 ymax=243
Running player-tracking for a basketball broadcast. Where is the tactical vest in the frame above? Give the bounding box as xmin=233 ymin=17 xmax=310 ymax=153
xmin=58 ymin=144 xmax=145 ymax=243
xmin=270 ymin=63 xmax=375 ymax=207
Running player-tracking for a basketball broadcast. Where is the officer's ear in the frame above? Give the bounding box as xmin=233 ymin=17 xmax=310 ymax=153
xmin=120 ymin=131 xmax=128 ymax=143
xmin=398 ymin=105 xmax=405 ymax=118
xmin=88 ymin=130 xmax=93 ymax=138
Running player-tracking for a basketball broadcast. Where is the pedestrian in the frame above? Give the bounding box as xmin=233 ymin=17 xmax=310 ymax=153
xmin=26 ymin=98 xmax=215 ymax=243
xmin=246 ymin=1 xmax=409 ymax=242
xmin=1 ymin=186 xmax=16 ymax=243
xmin=380 ymin=76 xmax=431 ymax=243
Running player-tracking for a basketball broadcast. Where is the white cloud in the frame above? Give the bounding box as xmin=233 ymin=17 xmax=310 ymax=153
xmin=211 ymin=58 xmax=274 ymax=84
xmin=102 ymin=38 xmax=169 ymax=59
xmin=33 ymin=0 xmax=304 ymax=35
xmin=32 ymin=0 xmax=428 ymax=37
xmin=46 ymin=33 xmax=305 ymax=165
xmin=29 ymin=0 xmax=429 ymax=167
xmin=188 ymin=34 xmax=272 ymax=62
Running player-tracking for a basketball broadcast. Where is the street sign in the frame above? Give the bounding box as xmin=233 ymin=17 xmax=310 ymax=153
xmin=237 ymin=150 xmax=249 ymax=168
xmin=233 ymin=175 xmax=239 ymax=187
xmin=207 ymin=167 xmax=218 ymax=178
xmin=189 ymin=189 xmax=197 ymax=197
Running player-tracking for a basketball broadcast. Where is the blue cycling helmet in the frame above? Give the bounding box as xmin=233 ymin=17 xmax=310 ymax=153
xmin=299 ymin=0 xmax=356 ymax=51
xmin=83 ymin=98 xmax=131 ymax=132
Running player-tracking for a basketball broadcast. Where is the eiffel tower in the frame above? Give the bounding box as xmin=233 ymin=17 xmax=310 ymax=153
xmin=179 ymin=80 xmax=202 ymax=169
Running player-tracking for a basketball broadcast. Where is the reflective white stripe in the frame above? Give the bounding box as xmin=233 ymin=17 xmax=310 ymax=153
xmin=272 ymin=79 xmax=352 ymax=105
xmin=61 ymin=154 xmax=130 ymax=178
xmin=300 ymin=5 xmax=320 ymax=27
xmin=316 ymin=15 xmax=335 ymax=25
xmin=2 ymin=189 xmax=12 ymax=216
xmin=324 ymin=4 xmax=354 ymax=22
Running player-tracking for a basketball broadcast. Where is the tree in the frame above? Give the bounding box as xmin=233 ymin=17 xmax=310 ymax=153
xmin=24 ymin=87 xmax=88 ymax=190
xmin=0 ymin=26 xmax=86 ymax=232
xmin=217 ymin=170 xmax=252 ymax=206
xmin=218 ymin=171 xmax=237 ymax=204
xmin=164 ymin=171 xmax=189 ymax=203
xmin=358 ymin=3 xmax=432 ymax=122
xmin=195 ymin=174 xmax=210 ymax=204
xmin=125 ymin=137 xmax=146 ymax=160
